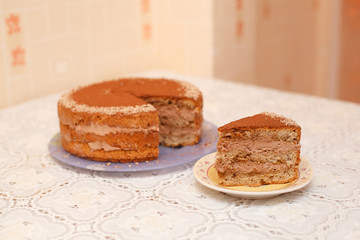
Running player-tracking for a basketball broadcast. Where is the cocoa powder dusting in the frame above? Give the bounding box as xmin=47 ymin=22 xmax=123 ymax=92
xmin=59 ymin=78 xmax=201 ymax=115
xmin=219 ymin=112 xmax=300 ymax=131
xmin=72 ymin=78 xmax=194 ymax=107
xmin=72 ymin=78 xmax=200 ymax=107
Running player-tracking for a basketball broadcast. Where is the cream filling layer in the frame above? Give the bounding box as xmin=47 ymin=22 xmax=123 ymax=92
xmin=215 ymin=160 xmax=294 ymax=174
xmin=216 ymin=151 xmax=298 ymax=165
xmin=220 ymin=129 xmax=299 ymax=142
xmin=74 ymin=124 xmax=159 ymax=136
xmin=217 ymin=140 xmax=299 ymax=153
xmin=157 ymin=105 xmax=199 ymax=121
xmin=88 ymin=142 xmax=123 ymax=151
xmin=159 ymin=125 xmax=201 ymax=136
xmin=87 ymin=141 xmax=156 ymax=152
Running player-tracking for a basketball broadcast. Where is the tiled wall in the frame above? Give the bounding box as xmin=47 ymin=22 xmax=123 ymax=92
xmin=0 ymin=0 xmax=359 ymax=109
xmin=155 ymin=0 xmax=213 ymax=78
xmin=0 ymin=0 xmax=159 ymax=108
xmin=214 ymin=0 xmax=257 ymax=85
xmin=213 ymin=0 xmax=340 ymax=98
xmin=338 ymin=0 xmax=360 ymax=102
xmin=254 ymin=0 xmax=317 ymax=94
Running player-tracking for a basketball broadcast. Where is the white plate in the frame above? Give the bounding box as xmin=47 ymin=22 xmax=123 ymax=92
xmin=193 ymin=152 xmax=313 ymax=199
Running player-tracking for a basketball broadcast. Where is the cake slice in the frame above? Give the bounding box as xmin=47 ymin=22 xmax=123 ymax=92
xmin=214 ymin=112 xmax=301 ymax=187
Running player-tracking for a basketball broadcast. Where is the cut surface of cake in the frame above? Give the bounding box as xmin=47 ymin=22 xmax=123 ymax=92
xmin=214 ymin=112 xmax=301 ymax=187
xmin=57 ymin=78 xmax=203 ymax=163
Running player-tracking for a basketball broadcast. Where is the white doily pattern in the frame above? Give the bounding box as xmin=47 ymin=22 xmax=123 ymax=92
xmin=0 ymin=72 xmax=360 ymax=239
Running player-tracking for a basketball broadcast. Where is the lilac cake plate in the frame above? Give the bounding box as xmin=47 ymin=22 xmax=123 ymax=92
xmin=48 ymin=120 xmax=218 ymax=172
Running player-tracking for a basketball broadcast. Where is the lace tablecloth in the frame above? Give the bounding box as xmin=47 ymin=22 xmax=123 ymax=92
xmin=1 ymin=72 xmax=360 ymax=240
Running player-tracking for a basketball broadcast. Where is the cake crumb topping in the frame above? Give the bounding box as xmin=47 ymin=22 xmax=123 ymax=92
xmin=59 ymin=91 xmax=156 ymax=115
xmin=218 ymin=112 xmax=300 ymax=131
xmin=261 ymin=112 xmax=298 ymax=126
xmin=59 ymin=78 xmax=201 ymax=115
xmin=179 ymin=81 xmax=201 ymax=99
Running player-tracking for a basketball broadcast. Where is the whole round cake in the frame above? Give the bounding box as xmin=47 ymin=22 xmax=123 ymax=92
xmin=57 ymin=78 xmax=203 ymax=163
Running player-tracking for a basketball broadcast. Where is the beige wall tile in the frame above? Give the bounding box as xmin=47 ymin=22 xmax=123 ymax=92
xmin=4 ymin=12 xmax=28 ymax=77
xmin=157 ymin=0 xmax=210 ymax=26
xmin=88 ymin=1 xmax=106 ymax=59
xmin=254 ymin=0 xmax=317 ymax=94
xmin=156 ymin=0 xmax=173 ymax=24
xmin=126 ymin=47 xmax=157 ymax=73
xmin=105 ymin=0 xmax=140 ymax=28
xmin=338 ymin=0 xmax=360 ymax=103
xmin=92 ymin=55 xmax=128 ymax=82
xmin=0 ymin=4 xmax=4 ymax=48
xmin=140 ymin=0 xmax=154 ymax=44
xmin=0 ymin=50 xmax=9 ymax=108
xmin=48 ymin=0 xmax=67 ymax=36
xmin=2 ymin=0 xmax=45 ymax=10
xmin=213 ymin=0 xmax=257 ymax=84
xmin=156 ymin=0 xmax=213 ymax=77
xmin=29 ymin=35 xmax=90 ymax=97
xmin=214 ymin=0 xmax=237 ymax=26
xmin=103 ymin=26 xmax=139 ymax=57
xmin=8 ymin=76 xmax=32 ymax=106
xmin=214 ymin=44 xmax=254 ymax=83
xmin=170 ymin=0 xmax=209 ymax=25
xmin=184 ymin=26 xmax=213 ymax=77
xmin=68 ymin=2 xmax=89 ymax=34
xmin=201 ymin=0 xmax=214 ymax=26
xmin=0 ymin=3 xmax=6 ymax=108
xmin=25 ymin=8 xmax=47 ymax=42
xmin=0 ymin=0 xmax=356 ymax=108
xmin=157 ymin=24 xmax=186 ymax=73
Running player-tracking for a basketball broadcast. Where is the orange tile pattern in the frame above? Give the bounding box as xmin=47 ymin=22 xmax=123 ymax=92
xmin=141 ymin=0 xmax=152 ymax=42
xmin=0 ymin=0 xmax=159 ymax=108
xmin=3 ymin=10 xmax=32 ymax=106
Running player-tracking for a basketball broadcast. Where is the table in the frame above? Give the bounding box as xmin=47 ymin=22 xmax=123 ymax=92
xmin=1 ymin=72 xmax=359 ymax=239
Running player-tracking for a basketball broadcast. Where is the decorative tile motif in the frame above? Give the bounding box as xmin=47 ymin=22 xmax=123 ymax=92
xmin=5 ymin=14 xmax=21 ymax=35
xmin=235 ymin=0 xmax=244 ymax=39
xmin=11 ymin=46 xmax=25 ymax=67
xmin=141 ymin=0 xmax=152 ymax=42
xmin=4 ymin=12 xmax=27 ymax=76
